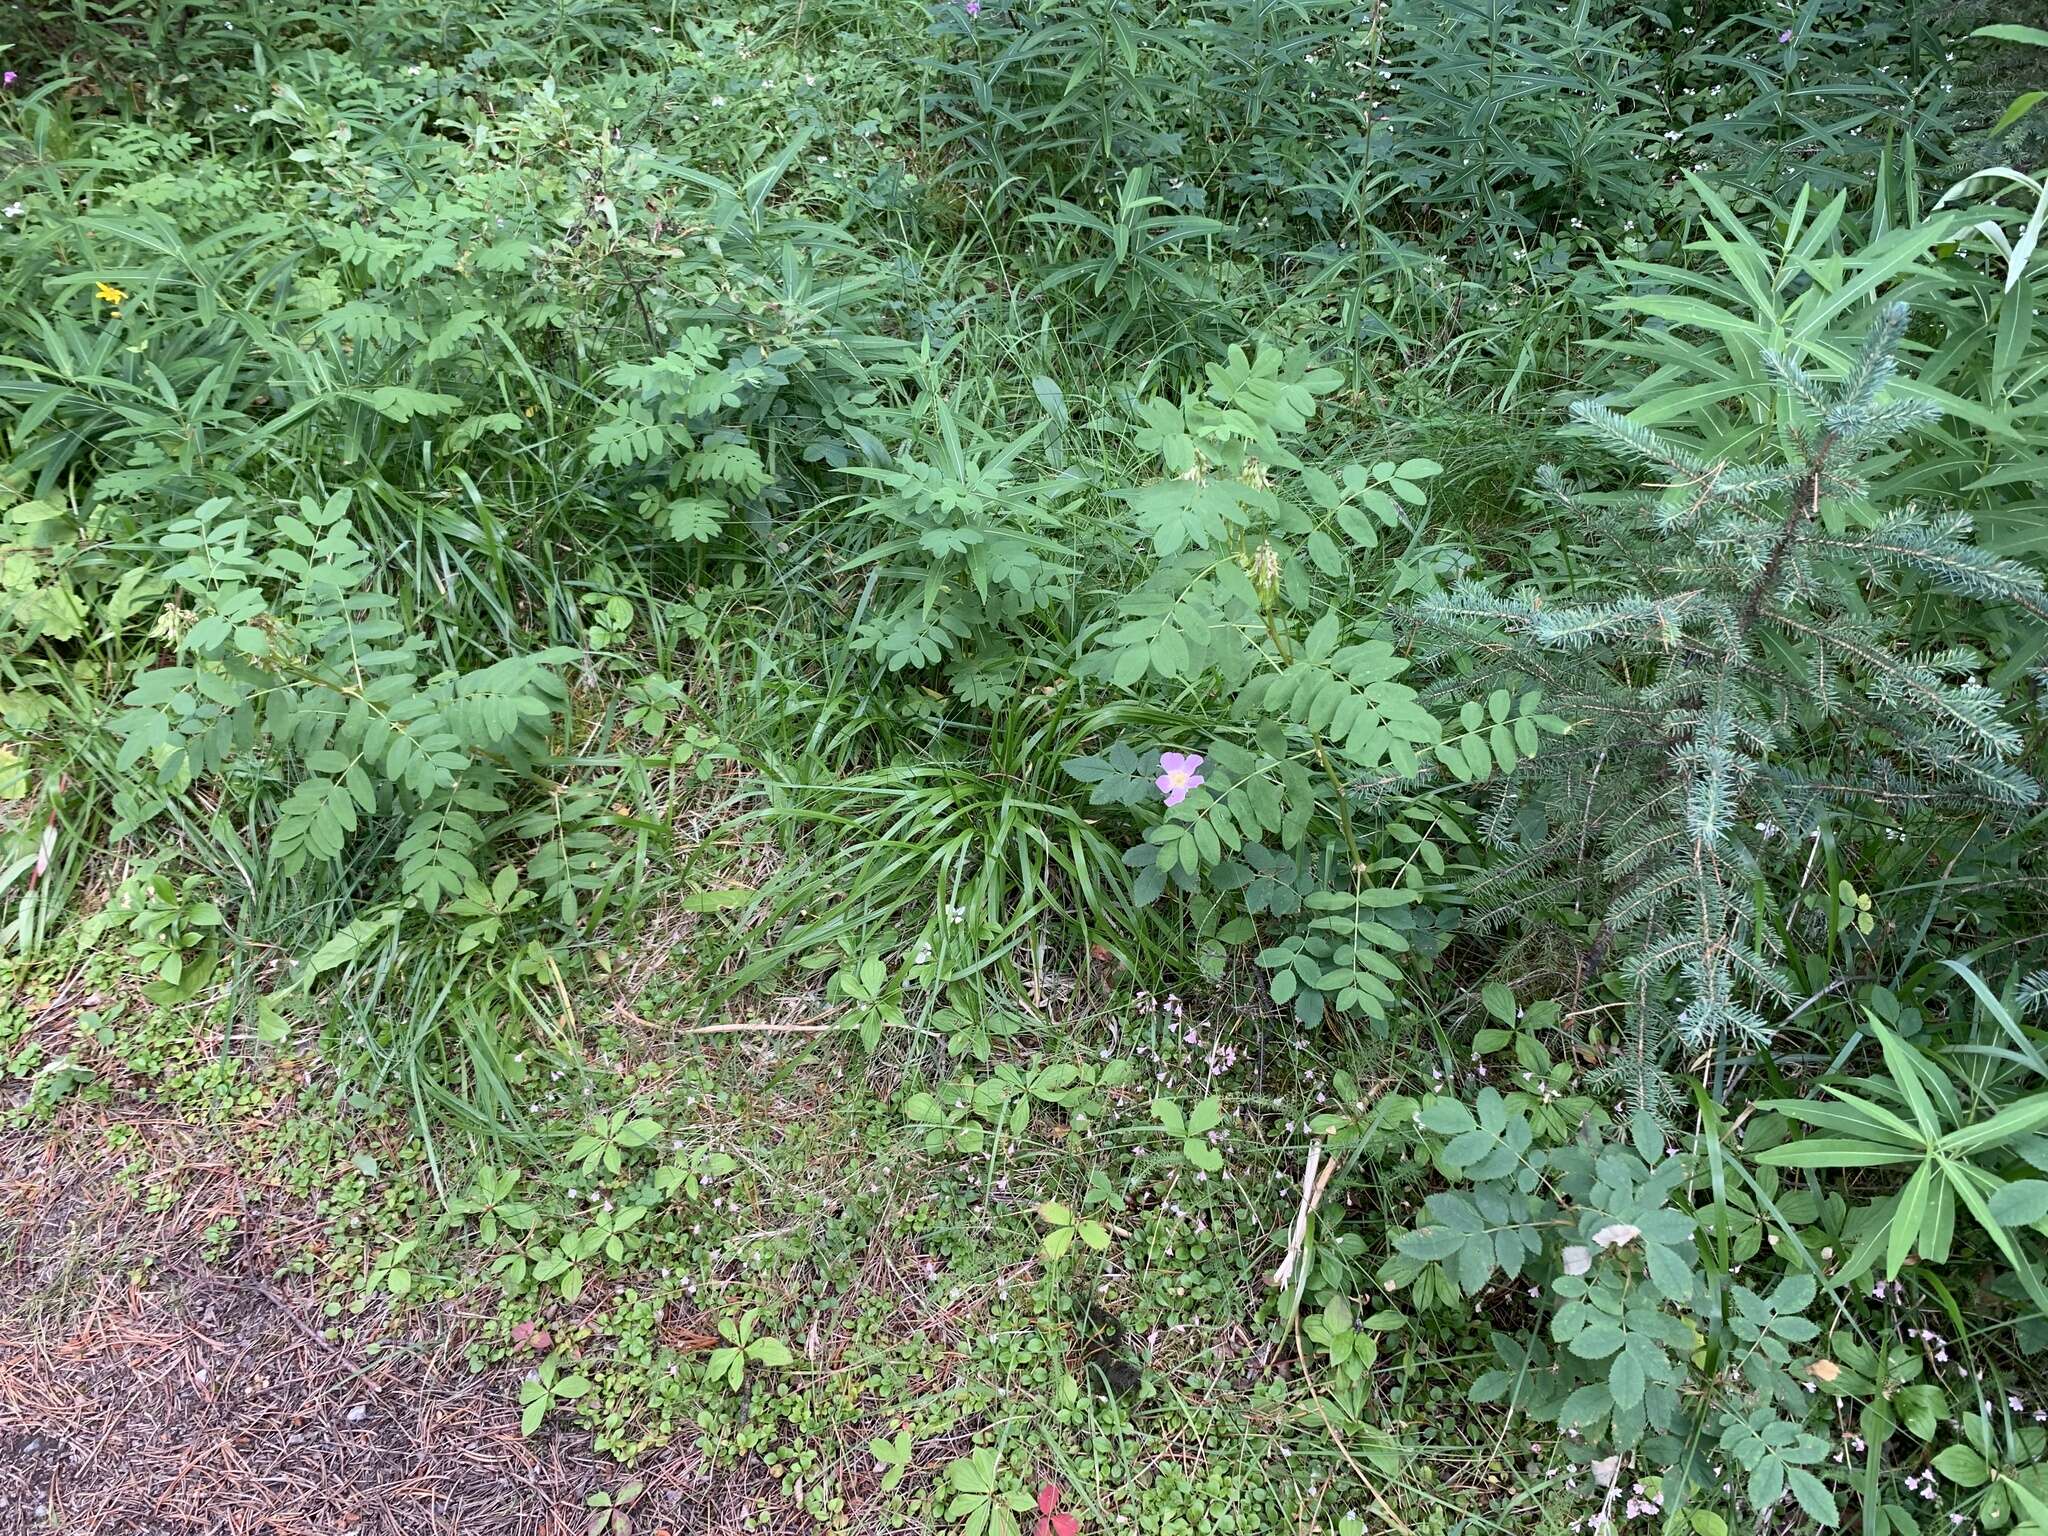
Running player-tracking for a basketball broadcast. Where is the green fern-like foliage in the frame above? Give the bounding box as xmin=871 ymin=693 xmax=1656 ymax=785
xmin=111 ymin=490 xmax=573 ymax=911
xmin=841 ymin=401 xmax=1077 ymax=674
xmin=1067 ymin=346 xmax=1568 ymax=1028
xmin=1419 ymin=304 xmax=2047 ymax=1109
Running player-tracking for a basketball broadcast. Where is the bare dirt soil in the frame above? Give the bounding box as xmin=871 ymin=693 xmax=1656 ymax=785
xmin=0 ymin=1088 xmax=740 ymax=1535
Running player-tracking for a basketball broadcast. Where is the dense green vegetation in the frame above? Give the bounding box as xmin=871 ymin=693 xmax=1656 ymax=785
xmin=5 ymin=1 xmax=2048 ymax=1531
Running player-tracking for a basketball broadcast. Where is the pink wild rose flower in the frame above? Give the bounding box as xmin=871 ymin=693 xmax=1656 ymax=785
xmin=1156 ymin=752 xmax=1204 ymax=807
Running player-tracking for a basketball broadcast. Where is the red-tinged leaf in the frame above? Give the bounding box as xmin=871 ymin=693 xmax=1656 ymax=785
xmin=1052 ymin=1516 xmax=1079 ymax=1536
xmin=1038 ymin=1486 xmax=1061 ymax=1515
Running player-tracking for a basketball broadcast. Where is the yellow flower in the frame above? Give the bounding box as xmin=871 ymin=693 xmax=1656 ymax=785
xmin=94 ymin=281 xmax=127 ymax=306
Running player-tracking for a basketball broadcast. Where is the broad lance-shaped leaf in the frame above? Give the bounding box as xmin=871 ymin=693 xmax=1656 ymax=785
xmin=1753 ymin=1137 xmax=1922 ymax=1169
xmin=1759 ymin=1089 xmax=1923 ymax=1144
xmin=1941 ymin=1093 xmax=2048 ymax=1156
xmin=1873 ymin=1021 xmax=1950 ymax=1138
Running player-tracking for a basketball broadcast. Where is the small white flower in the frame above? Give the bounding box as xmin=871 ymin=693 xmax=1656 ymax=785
xmin=1592 ymin=1222 xmax=1641 ymax=1250
xmin=1561 ymin=1245 xmax=1593 ymax=1276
